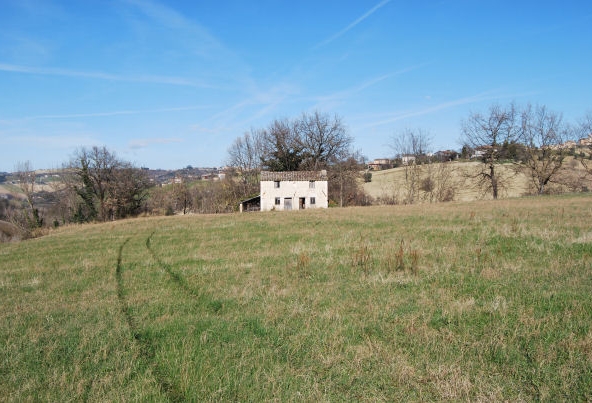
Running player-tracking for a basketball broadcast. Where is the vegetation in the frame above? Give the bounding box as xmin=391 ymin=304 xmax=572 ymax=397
xmin=364 ymin=158 xmax=590 ymax=204
xmin=518 ymin=104 xmax=570 ymax=194
xmin=62 ymin=146 xmax=152 ymax=222
xmin=1 ymin=194 xmax=591 ymax=400
xmin=389 ymin=128 xmax=433 ymax=204
xmin=1 ymin=105 xmax=591 ymax=236
xmin=461 ymin=103 xmax=519 ymax=199
xmin=226 ymin=111 xmax=366 ymax=206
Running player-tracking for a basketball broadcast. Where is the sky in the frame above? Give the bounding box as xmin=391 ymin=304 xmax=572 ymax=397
xmin=1 ymin=0 xmax=591 ymax=172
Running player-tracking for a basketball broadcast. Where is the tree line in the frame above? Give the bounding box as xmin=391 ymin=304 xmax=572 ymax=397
xmin=461 ymin=103 xmax=591 ymax=198
xmin=1 ymin=105 xmax=591 ymax=240
xmin=226 ymin=110 xmax=368 ymax=207
xmin=386 ymin=103 xmax=592 ymax=203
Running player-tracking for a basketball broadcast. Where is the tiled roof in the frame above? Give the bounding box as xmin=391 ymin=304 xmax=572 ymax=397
xmin=261 ymin=170 xmax=328 ymax=181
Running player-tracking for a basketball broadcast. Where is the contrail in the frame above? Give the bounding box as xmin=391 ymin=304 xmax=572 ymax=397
xmin=314 ymin=0 xmax=392 ymax=49
xmin=0 ymin=62 xmax=203 ymax=87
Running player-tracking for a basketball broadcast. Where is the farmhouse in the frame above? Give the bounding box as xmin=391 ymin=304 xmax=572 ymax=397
xmin=401 ymin=154 xmax=416 ymax=165
xmin=240 ymin=170 xmax=328 ymax=212
xmin=368 ymin=158 xmax=394 ymax=171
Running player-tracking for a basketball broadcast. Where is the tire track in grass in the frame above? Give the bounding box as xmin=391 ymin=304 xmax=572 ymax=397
xmin=145 ymin=232 xmax=201 ymax=299
xmin=146 ymin=233 xmax=233 ymax=317
xmin=116 ymin=239 xmax=135 ymax=331
xmin=116 ymin=238 xmax=185 ymax=402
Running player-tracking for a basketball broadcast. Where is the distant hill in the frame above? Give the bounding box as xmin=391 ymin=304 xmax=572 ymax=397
xmin=363 ymin=160 xmax=587 ymax=203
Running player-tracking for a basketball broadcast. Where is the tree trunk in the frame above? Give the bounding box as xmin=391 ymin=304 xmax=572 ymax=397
xmin=490 ymin=164 xmax=498 ymax=199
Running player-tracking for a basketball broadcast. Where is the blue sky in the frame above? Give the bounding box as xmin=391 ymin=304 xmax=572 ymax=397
xmin=1 ymin=0 xmax=591 ymax=171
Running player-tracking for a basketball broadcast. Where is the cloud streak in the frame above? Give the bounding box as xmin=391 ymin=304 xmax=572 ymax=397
xmin=128 ymin=137 xmax=183 ymax=150
xmin=314 ymin=0 xmax=392 ymax=49
xmin=4 ymin=134 xmax=99 ymax=149
xmin=123 ymin=0 xmax=251 ymax=87
xmin=0 ymin=62 xmax=211 ymax=88
xmin=17 ymin=105 xmax=211 ymax=121
xmin=356 ymin=89 xmax=536 ymax=130
xmin=312 ymin=63 xmax=430 ymax=109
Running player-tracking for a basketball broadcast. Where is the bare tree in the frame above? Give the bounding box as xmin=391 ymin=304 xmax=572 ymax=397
xmin=579 ymin=111 xmax=592 ymax=136
xmin=109 ymin=166 xmax=151 ymax=218
xmin=328 ymin=150 xmax=367 ymax=207
xmin=390 ymin=128 xmax=431 ymax=204
xmin=227 ymin=128 xmax=265 ymax=174
xmin=67 ymin=146 xmax=122 ymax=221
xmin=65 ymin=146 xmax=150 ymax=221
xmin=421 ymin=162 xmax=459 ymax=203
xmin=391 ymin=128 xmax=431 ymax=159
xmin=168 ymin=175 xmax=193 ymax=215
xmin=296 ymin=111 xmax=353 ymax=170
xmin=15 ymin=161 xmax=36 ymax=208
xmin=260 ymin=118 xmax=304 ymax=171
xmin=576 ymin=110 xmax=592 ymax=189
xmin=232 ymin=111 xmax=353 ymax=173
xmin=226 ymin=128 xmax=264 ymax=198
xmin=14 ymin=161 xmax=43 ymax=229
xmin=461 ymin=103 xmax=518 ymax=199
xmin=519 ymin=104 xmax=570 ymax=195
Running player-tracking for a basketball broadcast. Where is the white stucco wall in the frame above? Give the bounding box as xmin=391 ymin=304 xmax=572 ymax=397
xmin=260 ymin=180 xmax=328 ymax=211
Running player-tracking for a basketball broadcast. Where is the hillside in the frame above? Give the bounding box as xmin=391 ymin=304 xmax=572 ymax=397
xmin=1 ymin=195 xmax=591 ymax=400
xmin=363 ymin=160 xmax=586 ymax=203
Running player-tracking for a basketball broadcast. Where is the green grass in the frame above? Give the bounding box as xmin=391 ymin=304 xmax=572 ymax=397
xmin=1 ymin=195 xmax=592 ymax=401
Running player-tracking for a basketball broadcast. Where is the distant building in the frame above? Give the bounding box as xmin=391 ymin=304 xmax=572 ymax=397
xmin=401 ymin=155 xmax=416 ymax=165
xmin=368 ymin=159 xmax=394 ymax=171
xmin=434 ymin=150 xmax=459 ymax=161
xmin=578 ymin=134 xmax=592 ymax=147
xmin=470 ymin=146 xmax=495 ymax=159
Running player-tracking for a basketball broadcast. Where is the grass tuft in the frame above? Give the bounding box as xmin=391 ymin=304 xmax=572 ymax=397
xmin=351 ymin=236 xmax=372 ymax=275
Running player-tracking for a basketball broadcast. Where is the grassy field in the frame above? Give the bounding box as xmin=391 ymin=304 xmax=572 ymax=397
xmin=1 ymin=194 xmax=591 ymax=401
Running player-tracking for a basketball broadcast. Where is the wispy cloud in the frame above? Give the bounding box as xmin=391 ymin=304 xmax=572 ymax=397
xmin=0 ymin=62 xmax=211 ymax=87
xmin=17 ymin=105 xmax=211 ymax=120
xmin=128 ymin=137 xmax=183 ymax=150
xmin=195 ymin=82 xmax=302 ymax=134
xmin=314 ymin=0 xmax=392 ymax=49
xmin=356 ymin=89 xmax=533 ymax=129
xmin=4 ymin=134 xmax=99 ymax=149
xmin=311 ymin=63 xmax=429 ymax=110
xmin=123 ymin=0 xmax=251 ymax=87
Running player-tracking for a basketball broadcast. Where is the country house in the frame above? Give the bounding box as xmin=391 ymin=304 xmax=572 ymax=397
xmin=239 ymin=170 xmax=329 ymax=212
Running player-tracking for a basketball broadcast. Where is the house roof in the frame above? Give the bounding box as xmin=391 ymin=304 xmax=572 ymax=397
xmin=240 ymin=195 xmax=261 ymax=204
xmin=261 ymin=170 xmax=328 ymax=181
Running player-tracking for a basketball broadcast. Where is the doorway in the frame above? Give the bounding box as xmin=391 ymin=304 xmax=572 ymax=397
xmin=284 ymin=198 xmax=292 ymax=210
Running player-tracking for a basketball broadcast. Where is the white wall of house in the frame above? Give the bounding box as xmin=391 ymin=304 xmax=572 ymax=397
xmin=260 ymin=179 xmax=328 ymax=211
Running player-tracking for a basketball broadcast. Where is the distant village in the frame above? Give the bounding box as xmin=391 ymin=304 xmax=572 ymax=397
xmin=367 ymin=133 xmax=592 ymax=171
xmin=0 ymin=166 xmax=222 ymax=188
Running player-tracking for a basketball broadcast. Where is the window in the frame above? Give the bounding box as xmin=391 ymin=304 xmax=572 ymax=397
xmin=310 ymin=197 xmax=316 ymax=205
xmin=275 ymin=197 xmax=280 ymax=205
xmin=274 ymin=181 xmax=280 ymax=188
xmin=309 ymin=180 xmax=315 ymax=188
